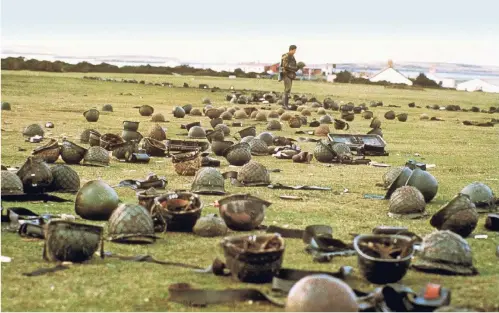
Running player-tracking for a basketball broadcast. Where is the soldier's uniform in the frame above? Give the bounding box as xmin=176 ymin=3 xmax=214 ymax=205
xmin=280 ymin=52 xmax=298 ymax=109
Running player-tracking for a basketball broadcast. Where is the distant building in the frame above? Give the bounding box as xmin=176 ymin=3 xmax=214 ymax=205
xmin=370 ymin=67 xmax=413 ymax=85
xmin=238 ymin=63 xmax=269 ymax=73
xmin=456 ymin=79 xmax=499 ymax=93
xmin=302 ymin=67 xmax=322 ymax=76
xmin=425 ymin=68 xmax=456 ymax=88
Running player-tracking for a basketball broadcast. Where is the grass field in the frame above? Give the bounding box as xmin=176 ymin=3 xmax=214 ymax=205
xmin=1 ymin=70 xmax=499 ymax=312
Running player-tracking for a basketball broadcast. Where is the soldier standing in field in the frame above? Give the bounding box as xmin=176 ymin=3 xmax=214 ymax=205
xmin=279 ymin=45 xmax=298 ymax=110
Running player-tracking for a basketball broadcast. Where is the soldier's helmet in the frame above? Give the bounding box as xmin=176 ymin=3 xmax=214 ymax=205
xmin=23 ymin=124 xmax=44 ymax=137
xmin=83 ymin=146 xmax=110 ymax=167
xmin=382 ymin=166 xmax=404 ymax=189
xmin=460 ymin=182 xmax=495 ymax=212
xmin=188 ymin=126 xmax=206 ymax=139
xmin=148 ymin=124 xmax=167 ymax=141
xmin=172 ymin=106 xmax=186 ymax=118
xmin=313 ymin=140 xmax=335 ymax=163
xmin=108 ymin=203 xmax=157 ymax=244
xmin=75 ymin=180 xmax=120 ymax=221
xmin=1 ymin=170 xmax=24 ymax=195
xmin=17 ymin=156 xmax=53 ymax=193
xmin=249 ymin=138 xmax=269 ymax=156
xmin=267 ymin=120 xmax=282 ymax=131
xmin=139 ymin=105 xmax=154 ymax=116
xmin=151 ymin=113 xmax=166 ymax=122
xmin=223 ymin=142 xmax=252 ymax=166
xmin=50 ymin=164 xmax=81 ymax=192
xmin=237 ymin=161 xmax=270 ymax=186
xmin=430 ymin=193 xmax=478 ymax=238
xmin=102 ymin=104 xmax=113 ymax=112
xmin=256 ymin=132 xmax=274 ymax=146
xmin=388 ymin=186 xmax=426 ymax=219
xmin=193 ymin=213 xmax=228 ymax=237
xmin=191 ymin=167 xmax=226 ymax=195
xmin=405 ymin=168 xmax=438 ymax=203
xmin=214 ymin=124 xmax=230 ymax=136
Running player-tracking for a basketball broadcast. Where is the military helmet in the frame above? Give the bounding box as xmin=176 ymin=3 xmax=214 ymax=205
xmin=412 ymin=230 xmax=478 ymax=275
xmin=193 ymin=214 xmax=228 ymax=237
xmin=102 ymin=104 xmax=113 ymax=112
xmin=405 ymin=168 xmax=438 ymax=203
xmin=121 ymin=130 xmax=143 ymax=142
xmin=385 ymin=167 xmax=413 ymax=199
xmin=238 ymin=161 xmax=270 ymax=186
xmin=189 ymin=108 xmax=202 ymax=116
xmin=17 ymin=157 xmax=53 ymax=193
xmin=202 ymin=97 xmax=211 ymax=105
xmin=331 ymin=142 xmax=351 ymax=158
xmin=288 ymin=116 xmax=302 ymax=128
xmin=1 ymin=102 xmax=11 ymax=111
xmin=313 ymin=140 xmax=335 ymax=163
xmin=256 ymin=132 xmax=274 ymax=146
xmin=60 ymin=140 xmax=87 ymax=164
xmin=397 ymin=113 xmax=408 ymax=122
xmin=363 ymin=111 xmax=373 ymax=119
xmin=314 ymin=125 xmax=330 ymax=137
xmin=267 ymin=120 xmax=282 ymax=131
xmin=83 ymin=146 xmax=110 ymax=167
xmin=75 ymin=180 xmax=120 ymax=221
xmin=83 ymin=109 xmax=100 ymax=122
xmin=188 ymin=126 xmax=207 ymax=139
xmin=191 ymin=167 xmax=225 ymax=195
xmin=382 ymin=166 xmax=404 ymax=189
xmin=214 ymin=124 xmax=230 ymax=136
xmin=80 ymin=129 xmax=100 ymax=144
xmin=139 ymin=105 xmax=154 ymax=116
xmin=285 ymin=274 xmax=358 ymax=312
xmin=255 ymin=111 xmax=267 ymax=122
xmin=319 ymin=114 xmax=333 ymax=124
xmin=268 ymin=111 xmax=280 ymax=119
xmin=240 ymin=136 xmax=255 ymax=144
xmin=234 ymin=110 xmax=248 ymax=119
xmin=205 ymin=108 xmax=222 ymax=119
xmin=1 ymin=170 xmax=24 ymax=195
xmin=220 ymin=111 xmax=233 ymax=120
xmin=301 ymin=108 xmax=312 ymax=116
xmin=182 ymin=104 xmax=193 ymax=114
xmin=384 ymin=110 xmax=396 ymax=120
xmin=237 ymin=126 xmax=256 ymax=138
xmin=388 ymin=186 xmax=426 ymax=219
xmin=280 ymin=112 xmax=292 ymax=121
xmin=370 ymin=117 xmax=382 ymax=128
xmin=460 ymin=182 xmax=495 ymax=212
xmin=367 ymin=127 xmax=383 ymax=137
xmin=50 ymin=164 xmax=81 ymax=193
xmin=148 ymin=124 xmax=167 ymax=141
xmin=32 ymin=138 xmax=60 ymax=163
xmin=223 ymin=142 xmax=252 ymax=166
xmin=172 ymin=106 xmax=186 ymax=118
xmin=151 ymin=113 xmax=166 ymax=122
xmin=206 ymin=129 xmax=224 ymax=143
xmin=211 ymin=140 xmax=234 ymax=157
xmin=430 ymin=193 xmax=478 ymax=237
xmin=317 ymin=108 xmax=326 ymax=115
xmin=218 ymin=194 xmax=271 ymax=231
xmin=108 ymin=203 xmax=157 ymax=244
xmin=249 ymin=138 xmax=269 ymax=156
xmin=23 ymin=124 xmax=44 ymax=137
xmin=420 ymin=113 xmax=430 ymax=120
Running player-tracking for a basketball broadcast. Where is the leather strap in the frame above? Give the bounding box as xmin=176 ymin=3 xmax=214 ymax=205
xmin=22 ymin=264 xmax=70 ymax=277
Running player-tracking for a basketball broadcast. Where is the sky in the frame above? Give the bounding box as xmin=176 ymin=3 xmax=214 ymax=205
xmin=2 ymin=0 xmax=499 ymax=66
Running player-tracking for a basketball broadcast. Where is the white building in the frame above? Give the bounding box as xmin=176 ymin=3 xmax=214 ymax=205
xmin=425 ymin=72 xmax=456 ymax=88
xmin=238 ymin=63 xmax=268 ymax=73
xmin=456 ymin=79 xmax=499 ymax=93
xmin=369 ymin=67 xmax=413 ymax=85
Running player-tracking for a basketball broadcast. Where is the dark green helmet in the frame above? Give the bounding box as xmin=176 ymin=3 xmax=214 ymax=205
xmin=23 ymin=124 xmax=44 ymax=137
xmin=83 ymin=109 xmax=100 ymax=122
xmin=249 ymin=138 xmax=269 ymax=156
xmin=460 ymin=182 xmax=496 ymax=213
xmin=173 ymin=106 xmax=186 ymax=118
xmin=388 ymin=186 xmax=426 ymax=219
xmin=121 ymin=130 xmax=143 ymax=142
xmin=193 ymin=214 xmax=228 ymax=237
xmin=206 ymin=129 xmax=224 ymax=143
xmin=182 ymin=104 xmax=193 ymax=114
xmin=102 ymin=104 xmax=113 ymax=112
xmin=43 ymin=220 xmax=103 ymax=263
xmin=50 ymin=164 xmax=81 ymax=193
xmin=148 ymin=124 xmax=167 ymax=141
xmin=75 ymin=180 xmax=120 ymax=221
xmin=1 ymin=170 xmax=24 ymax=195
xmin=17 ymin=156 xmax=53 ymax=193
xmin=211 ymin=140 xmax=234 ymax=156
xmin=60 ymin=140 xmax=87 ymax=164
xmin=313 ymin=140 xmax=335 ymax=163
xmin=370 ymin=117 xmax=382 ymax=128
xmin=108 ymin=203 xmax=156 ymax=244
xmin=385 ymin=167 xmax=413 ymax=199
xmin=83 ymin=146 xmax=110 ymax=167
xmin=384 ymin=110 xmax=396 ymax=120
xmin=256 ymin=132 xmax=274 ymax=146
xmin=412 ymin=230 xmax=478 ymax=276
xmin=191 ymin=167 xmax=226 ymax=195
xmin=205 ymin=108 xmax=221 ymax=119
xmin=1 ymin=102 xmax=11 ymax=110
xmin=238 ymin=161 xmax=270 ymax=186
xmin=430 ymin=193 xmax=478 ymax=237
xmin=223 ymin=142 xmax=252 ymax=166
xmin=139 ymin=105 xmax=154 ymax=116
xmin=405 ymin=168 xmax=438 ymax=203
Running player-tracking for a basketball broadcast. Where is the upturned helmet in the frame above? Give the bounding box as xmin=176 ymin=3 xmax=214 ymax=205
xmin=237 ymin=161 xmax=270 ymax=186
xmin=218 ymin=194 xmax=270 ymax=231
xmin=191 ymin=167 xmax=226 ymax=195
xmin=460 ymin=182 xmax=495 ymax=212
xmin=108 ymin=203 xmax=156 ymax=244
xmin=50 ymin=164 xmax=81 ymax=193
xmin=313 ymin=140 xmax=335 ymax=163
xmin=388 ymin=186 xmax=426 ymax=219
xmin=412 ymin=230 xmax=478 ymax=275
xmin=430 ymin=193 xmax=478 ymax=237
xmin=83 ymin=146 xmax=110 ymax=167
xmin=75 ymin=180 xmax=120 ymax=220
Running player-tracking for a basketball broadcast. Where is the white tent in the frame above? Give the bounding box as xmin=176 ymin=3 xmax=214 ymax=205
xmin=456 ymin=79 xmax=499 ymax=93
xmin=369 ymin=67 xmax=413 ymax=85
xmin=425 ymin=73 xmax=456 ymax=88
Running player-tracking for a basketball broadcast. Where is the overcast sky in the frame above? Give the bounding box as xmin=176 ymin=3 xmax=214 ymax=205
xmin=2 ymin=0 xmax=499 ymax=65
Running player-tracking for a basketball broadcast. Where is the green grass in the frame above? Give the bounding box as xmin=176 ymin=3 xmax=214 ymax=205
xmin=1 ymin=70 xmax=499 ymax=312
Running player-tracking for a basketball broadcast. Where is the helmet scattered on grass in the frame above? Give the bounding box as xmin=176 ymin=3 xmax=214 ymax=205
xmin=267 ymin=120 xmax=282 ymax=131
xmin=388 ymin=186 xmax=426 ymax=219
xmin=60 ymin=140 xmax=87 ymax=164
xmin=80 ymin=129 xmax=100 ymax=144
xmin=220 ymin=111 xmax=233 ymax=120
xmin=412 ymin=230 xmax=478 ymax=276
xmin=182 ymin=104 xmax=193 ymax=114
xmin=280 ymin=113 xmax=292 ymax=121
xmin=237 ymin=126 xmax=256 ymax=138
xmin=108 ymin=203 xmax=157 ymax=244
xmin=1 ymin=102 xmax=11 ymax=111
xmin=50 ymin=164 xmax=80 ymax=193
xmin=173 ymin=106 xmax=186 ymax=118
xmin=237 ymin=161 xmax=270 ymax=186
xmin=32 ymin=139 xmax=60 ymax=164
xmin=23 ymin=124 xmax=44 ymax=137
xmin=249 ymin=138 xmax=269 ymax=156
xmin=385 ymin=167 xmax=413 ymax=199
xmin=313 ymin=140 xmax=335 ymax=163
xmin=83 ymin=146 xmax=110 ymax=167
xmin=319 ymin=115 xmax=333 ymax=124
xmin=139 ymin=105 xmax=154 ymax=116
xmin=1 ymin=170 xmax=24 ymax=195
xmin=148 ymin=124 xmax=167 ymax=141
xmin=382 ymin=167 xmax=404 ymax=189
xmin=223 ymin=142 xmax=252 ymax=166
xmin=384 ymin=110 xmax=396 ymax=120
xmin=83 ymin=109 xmax=100 ymax=122
xmin=193 ymin=214 xmax=228 ymax=237
xmin=430 ymin=193 xmax=478 ymax=237
xmin=256 ymin=132 xmax=274 ymax=146
xmin=405 ymin=168 xmax=438 ymax=203
xmin=151 ymin=113 xmax=166 ymax=122
xmin=218 ymin=194 xmax=271 ymax=231
xmin=211 ymin=140 xmax=234 ymax=156
xmin=188 ymin=126 xmax=207 ymax=139
xmin=75 ymin=180 xmax=120 ymax=221
xmin=460 ymin=182 xmax=495 ymax=213
xmin=191 ymin=167 xmax=226 ymax=195
xmin=17 ymin=157 xmax=53 ymax=193
xmin=214 ymin=124 xmax=230 ymax=136
xmin=102 ymin=104 xmax=113 ymax=112
xmin=190 ymin=108 xmax=202 ymax=116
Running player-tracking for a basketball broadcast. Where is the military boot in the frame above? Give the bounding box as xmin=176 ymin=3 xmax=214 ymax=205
xmin=283 ymin=93 xmax=290 ymax=110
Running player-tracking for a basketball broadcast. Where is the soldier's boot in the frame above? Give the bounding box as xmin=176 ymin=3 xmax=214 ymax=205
xmin=283 ymin=94 xmax=290 ymax=110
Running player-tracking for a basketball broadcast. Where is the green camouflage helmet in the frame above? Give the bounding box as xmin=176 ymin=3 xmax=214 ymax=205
xmin=313 ymin=140 xmax=335 ymax=163
xmin=388 ymin=186 xmax=426 ymax=219
xmin=83 ymin=146 xmax=110 ymax=167
xmin=331 ymin=142 xmax=351 ymax=157
xmin=108 ymin=203 xmax=157 ymax=244
xmin=193 ymin=213 xmax=228 ymax=237
xmin=405 ymin=168 xmax=438 ymax=203
xmin=43 ymin=220 xmax=103 ymax=263
xmin=50 ymin=164 xmax=81 ymax=193
xmin=80 ymin=129 xmax=100 ymax=144
xmin=460 ymin=182 xmax=496 ymax=213
xmin=412 ymin=230 xmax=478 ymax=276
xmin=238 ymin=161 xmax=270 ymax=186
xmin=382 ymin=166 xmax=404 ymax=189
xmin=23 ymin=124 xmax=44 ymax=137
xmin=430 ymin=193 xmax=478 ymax=237
xmin=223 ymin=142 xmax=252 ymax=166
xmin=249 ymin=138 xmax=269 ymax=156
xmin=1 ymin=170 xmax=24 ymax=195
xmin=75 ymin=180 xmax=120 ymax=221
xmin=256 ymin=132 xmax=274 ymax=146
xmin=191 ymin=167 xmax=226 ymax=195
